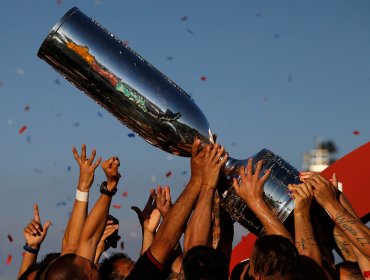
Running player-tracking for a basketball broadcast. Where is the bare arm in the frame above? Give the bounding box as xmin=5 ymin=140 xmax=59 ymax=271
xmin=290 ymin=182 xmax=322 ymax=266
xmin=184 ymin=144 xmax=227 ymax=253
xmin=149 ymin=139 xmax=206 ymax=265
xmin=18 ymin=204 xmax=51 ymax=279
xmin=76 ymin=156 xmax=120 ymax=261
xmin=62 ymin=144 xmax=101 ymax=255
xmin=233 ymin=158 xmax=293 ymax=242
xmin=308 ymin=174 xmax=370 ymax=258
xmin=94 ymin=220 xmax=119 ymax=264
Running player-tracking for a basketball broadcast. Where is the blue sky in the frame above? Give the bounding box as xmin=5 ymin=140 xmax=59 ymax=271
xmin=1 ymin=0 xmax=370 ymax=278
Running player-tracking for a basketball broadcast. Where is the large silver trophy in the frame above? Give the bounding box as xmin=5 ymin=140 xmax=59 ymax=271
xmin=38 ymin=7 xmax=301 ymax=235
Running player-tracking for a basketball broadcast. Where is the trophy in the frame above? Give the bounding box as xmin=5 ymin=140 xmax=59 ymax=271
xmin=38 ymin=7 xmax=301 ymax=235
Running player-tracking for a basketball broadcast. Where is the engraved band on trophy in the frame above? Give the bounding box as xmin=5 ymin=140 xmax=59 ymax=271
xmin=38 ymin=7 xmax=300 ymax=235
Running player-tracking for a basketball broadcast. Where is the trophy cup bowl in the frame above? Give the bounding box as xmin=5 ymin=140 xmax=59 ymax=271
xmin=37 ymin=7 xmax=300 ymax=235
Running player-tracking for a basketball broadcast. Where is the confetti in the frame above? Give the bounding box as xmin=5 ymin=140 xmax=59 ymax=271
xmin=26 ymin=135 xmax=31 ymax=144
xmin=122 ymin=191 xmax=128 ymax=197
xmin=120 ymin=241 xmax=124 ymax=250
xmin=7 ymin=235 xmax=13 ymax=243
xmin=151 ymin=175 xmax=156 ymax=182
xmin=186 ymin=29 xmax=195 ymax=35
xmin=67 ymin=166 xmax=71 ymax=172
xmin=33 ymin=169 xmax=43 ymax=173
xmin=97 ymin=112 xmax=103 ymax=118
xmin=353 ymin=130 xmax=360 ymax=135
xmin=24 ymin=105 xmax=30 ymax=111
xmin=123 ymin=41 xmax=129 ymax=46
xmin=288 ymin=74 xmax=292 ymax=82
xmin=113 ymin=204 xmax=121 ymax=209
xmin=166 ymin=56 xmax=173 ymax=61
xmin=256 ymin=12 xmax=262 ymax=17
xmin=274 ymin=33 xmax=280 ymax=38
xmin=200 ymin=76 xmax=207 ymax=81
xmin=0 ymin=81 xmax=4 ymax=86
xmin=19 ymin=125 xmax=27 ymax=134
xmin=56 ymin=0 xmax=62 ymax=4
xmin=231 ymin=142 xmax=237 ymax=147
xmin=127 ymin=133 xmax=135 ymax=138
xmin=73 ymin=122 xmax=80 ymax=127
xmin=166 ymin=171 xmax=172 ymax=178
xmin=16 ymin=69 xmax=25 ymax=75
xmin=181 ymin=171 xmax=187 ymax=176
xmin=57 ymin=201 xmax=67 ymax=206
xmin=181 ymin=16 xmax=188 ymax=21
xmin=6 ymin=254 xmax=12 ymax=265
xmin=54 ymin=78 xmax=60 ymax=85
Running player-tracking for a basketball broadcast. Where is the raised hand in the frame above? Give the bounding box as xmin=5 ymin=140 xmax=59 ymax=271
xmin=232 ymin=158 xmax=271 ymax=210
xmin=288 ymin=182 xmax=314 ymax=215
xmin=131 ymin=193 xmax=161 ymax=234
xmin=201 ymin=144 xmax=228 ymax=189
xmin=190 ymin=138 xmax=210 ymax=181
xmin=23 ymin=204 xmax=51 ymax=249
xmin=72 ymin=144 xmax=101 ymax=191
xmin=152 ymin=185 xmax=172 ymax=218
xmin=305 ymin=174 xmax=338 ymax=209
xmin=101 ymin=156 xmax=121 ymax=190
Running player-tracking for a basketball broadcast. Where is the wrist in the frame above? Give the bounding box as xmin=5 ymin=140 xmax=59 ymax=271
xmin=76 ymin=189 xmax=89 ymax=202
xmin=24 ymin=243 xmax=40 ymax=254
xmin=325 ymin=201 xmax=344 ymax=217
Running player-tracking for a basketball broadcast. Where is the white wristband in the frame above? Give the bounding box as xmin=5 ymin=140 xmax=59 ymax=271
xmin=76 ymin=189 xmax=89 ymax=202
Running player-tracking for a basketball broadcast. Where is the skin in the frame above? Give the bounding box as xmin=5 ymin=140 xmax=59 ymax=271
xmin=232 ymin=158 xmax=293 ymax=242
xmin=18 ymin=204 xmax=51 ymax=279
xmin=62 ymin=144 xmax=101 ymax=255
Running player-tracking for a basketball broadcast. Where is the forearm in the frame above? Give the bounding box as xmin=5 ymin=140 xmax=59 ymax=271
xmin=333 ymin=226 xmax=357 ymax=262
xmin=350 ymin=241 xmax=370 ymax=278
xmin=151 ymin=177 xmax=202 ymax=264
xmin=294 ymin=212 xmax=322 ymax=266
xmin=62 ymin=200 xmax=88 ymax=254
xmin=77 ymin=195 xmax=112 ymax=260
xmin=142 ymin=230 xmax=155 ymax=255
xmin=184 ymin=186 xmax=215 ymax=252
xmin=18 ymin=252 xmax=38 ymax=279
xmin=326 ymin=201 xmax=370 ymax=258
xmin=252 ymin=201 xmax=293 ymax=242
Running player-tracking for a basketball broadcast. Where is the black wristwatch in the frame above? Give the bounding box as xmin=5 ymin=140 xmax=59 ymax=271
xmin=100 ymin=181 xmax=117 ymax=197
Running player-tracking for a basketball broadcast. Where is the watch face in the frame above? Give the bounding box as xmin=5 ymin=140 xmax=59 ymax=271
xmin=100 ymin=181 xmax=116 ymax=196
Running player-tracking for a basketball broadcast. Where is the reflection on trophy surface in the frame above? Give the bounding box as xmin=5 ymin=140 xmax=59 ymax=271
xmin=38 ymin=7 xmax=300 ymax=235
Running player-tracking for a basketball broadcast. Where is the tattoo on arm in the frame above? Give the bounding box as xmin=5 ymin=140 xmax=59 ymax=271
xmin=296 ymin=237 xmax=317 ymax=250
xmin=334 ymin=233 xmax=351 ymax=257
xmin=335 ymin=213 xmax=370 ymax=247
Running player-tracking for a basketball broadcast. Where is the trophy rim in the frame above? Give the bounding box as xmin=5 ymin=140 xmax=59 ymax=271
xmin=37 ymin=6 xmax=80 ymax=58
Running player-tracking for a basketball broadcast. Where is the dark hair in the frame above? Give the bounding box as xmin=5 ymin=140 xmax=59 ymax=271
xmin=35 ymin=252 xmax=61 ymax=280
xmin=336 ymin=261 xmax=363 ymax=280
xmin=99 ymin=253 xmax=134 ymax=280
xmin=182 ymin=246 xmax=229 ymax=280
xmin=230 ymin=259 xmax=251 ymax=280
xmin=251 ymin=235 xmax=299 ymax=277
xmin=43 ymin=253 xmax=99 ymax=280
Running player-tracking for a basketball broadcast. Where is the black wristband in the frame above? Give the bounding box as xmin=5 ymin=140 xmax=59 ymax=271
xmin=23 ymin=243 xmax=40 ymax=254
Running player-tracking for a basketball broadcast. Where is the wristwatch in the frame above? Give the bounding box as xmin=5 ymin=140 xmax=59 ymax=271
xmin=100 ymin=181 xmax=117 ymax=197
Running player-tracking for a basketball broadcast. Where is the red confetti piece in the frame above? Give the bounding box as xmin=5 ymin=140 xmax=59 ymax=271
xmin=24 ymin=105 xmax=30 ymax=111
xmin=200 ymin=76 xmax=207 ymax=81
xmin=56 ymin=0 xmax=62 ymax=4
xmin=113 ymin=204 xmax=121 ymax=209
xmin=19 ymin=125 xmax=27 ymax=134
xmin=7 ymin=234 xmax=13 ymax=243
xmin=166 ymin=171 xmax=172 ymax=178
xmin=0 ymin=81 xmax=4 ymax=86
xmin=6 ymin=254 xmax=12 ymax=265
xmin=353 ymin=130 xmax=360 ymax=135
xmin=123 ymin=40 xmax=129 ymax=46
xmin=120 ymin=241 xmax=124 ymax=250
xmin=122 ymin=191 xmax=128 ymax=197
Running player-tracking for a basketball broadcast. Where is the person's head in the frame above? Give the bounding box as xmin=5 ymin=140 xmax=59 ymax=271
xmin=249 ymin=235 xmax=300 ymax=280
xmin=99 ymin=253 xmax=135 ymax=280
xmin=230 ymin=259 xmax=251 ymax=280
xmin=43 ymin=253 xmax=100 ymax=280
xmin=336 ymin=261 xmax=363 ymax=280
xmin=182 ymin=245 xmax=229 ymax=280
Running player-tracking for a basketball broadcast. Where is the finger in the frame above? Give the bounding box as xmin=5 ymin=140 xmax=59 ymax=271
xmin=220 ymin=152 xmax=228 ymax=166
xmin=331 ymin=173 xmax=338 ymax=189
xmin=246 ymin=158 xmax=253 ymax=178
xmin=305 ymin=182 xmax=314 ymax=197
xmin=33 ymin=204 xmax=41 ymax=223
xmin=209 ymin=143 xmax=219 ymax=162
xmin=42 ymin=221 xmax=52 ymax=234
xmin=88 ymin=148 xmax=96 ymax=164
xmin=213 ymin=146 xmax=224 ymax=164
xmin=213 ymin=133 xmax=218 ymax=143
xmin=191 ymin=138 xmax=201 ymax=157
xmin=81 ymin=144 xmax=86 ymax=161
xmin=72 ymin=146 xmax=80 ymax=163
xmin=24 ymin=227 xmax=33 ymax=235
xmin=92 ymin=157 xmax=102 ymax=169
xmin=255 ymin=160 xmax=263 ymax=177
xmin=28 ymin=222 xmax=39 ymax=234
xmin=299 ymin=172 xmax=316 ymax=179
xmin=260 ymin=167 xmax=272 ymax=183
xmin=130 ymin=206 xmax=142 ymax=217
xmin=294 ymin=184 xmax=307 ymax=198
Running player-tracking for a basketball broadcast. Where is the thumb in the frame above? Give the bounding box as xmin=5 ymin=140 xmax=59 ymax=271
xmin=130 ymin=206 xmax=142 ymax=217
xmin=42 ymin=221 xmax=52 ymax=234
